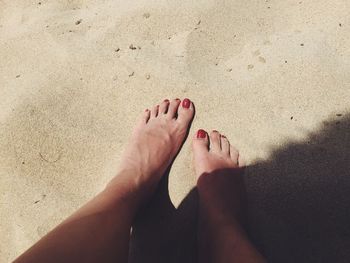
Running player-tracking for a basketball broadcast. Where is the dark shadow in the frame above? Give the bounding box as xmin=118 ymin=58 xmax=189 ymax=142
xmin=246 ymin=114 xmax=350 ymax=263
xmin=129 ymin=113 xmax=350 ymax=263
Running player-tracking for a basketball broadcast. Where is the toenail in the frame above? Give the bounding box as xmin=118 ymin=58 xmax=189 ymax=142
xmin=164 ymin=99 xmax=170 ymax=103
xmin=197 ymin=129 xmax=207 ymax=139
xmin=145 ymin=109 xmax=149 ymax=112
xmin=221 ymin=135 xmax=226 ymax=138
xmin=182 ymin=98 xmax=191 ymax=109
xmin=176 ymin=98 xmax=180 ymax=101
xmin=213 ymin=130 xmax=218 ymax=133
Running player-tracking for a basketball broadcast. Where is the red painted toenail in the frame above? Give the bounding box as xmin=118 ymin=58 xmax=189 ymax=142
xmin=164 ymin=99 xmax=170 ymax=103
xmin=213 ymin=130 xmax=218 ymax=133
xmin=182 ymin=98 xmax=191 ymax=109
xmin=197 ymin=129 xmax=206 ymax=139
xmin=221 ymin=135 xmax=226 ymax=138
xmin=176 ymin=98 xmax=180 ymax=101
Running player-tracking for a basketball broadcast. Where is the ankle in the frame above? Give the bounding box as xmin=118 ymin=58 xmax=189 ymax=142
xmin=105 ymin=172 xmax=136 ymax=197
xmin=197 ymin=171 xmax=247 ymax=227
xmin=198 ymin=198 xmax=244 ymax=224
xmin=105 ymin=169 xmax=157 ymax=209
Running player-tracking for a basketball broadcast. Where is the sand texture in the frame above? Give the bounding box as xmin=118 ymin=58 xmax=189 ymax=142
xmin=1 ymin=0 xmax=350 ymax=262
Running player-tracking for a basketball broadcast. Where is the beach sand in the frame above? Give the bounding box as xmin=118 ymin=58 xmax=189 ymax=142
xmin=1 ymin=0 xmax=350 ymax=262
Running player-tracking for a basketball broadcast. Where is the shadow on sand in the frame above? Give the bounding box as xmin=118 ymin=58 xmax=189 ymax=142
xmin=129 ymin=113 xmax=350 ymax=263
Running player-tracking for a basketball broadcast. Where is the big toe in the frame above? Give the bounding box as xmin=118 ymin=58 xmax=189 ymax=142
xmin=176 ymin=98 xmax=195 ymax=126
xmin=192 ymin=129 xmax=209 ymax=157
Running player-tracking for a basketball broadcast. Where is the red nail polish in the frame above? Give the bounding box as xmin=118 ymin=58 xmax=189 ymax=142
xmin=175 ymin=98 xmax=180 ymax=101
xmin=164 ymin=99 xmax=170 ymax=103
xmin=197 ymin=129 xmax=206 ymax=139
xmin=213 ymin=130 xmax=218 ymax=133
xmin=182 ymin=98 xmax=191 ymax=109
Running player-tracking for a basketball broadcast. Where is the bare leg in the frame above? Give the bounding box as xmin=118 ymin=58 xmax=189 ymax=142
xmin=193 ymin=130 xmax=266 ymax=263
xmin=14 ymin=98 xmax=195 ymax=263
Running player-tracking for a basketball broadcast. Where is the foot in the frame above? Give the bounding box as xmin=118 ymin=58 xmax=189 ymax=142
xmin=108 ymin=98 xmax=194 ymax=199
xmin=193 ymin=130 xmax=265 ymax=263
xmin=192 ymin=129 xmax=246 ymax=224
xmin=193 ymin=131 xmax=266 ymax=263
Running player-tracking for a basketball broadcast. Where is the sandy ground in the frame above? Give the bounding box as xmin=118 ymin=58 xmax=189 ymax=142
xmin=1 ymin=0 xmax=350 ymax=262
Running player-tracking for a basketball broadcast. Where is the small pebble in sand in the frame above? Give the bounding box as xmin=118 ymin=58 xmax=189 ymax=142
xmin=143 ymin=13 xmax=150 ymax=19
xmin=300 ymin=43 xmax=304 ymax=46
xmin=115 ymin=48 xmax=120 ymax=52
xmin=291 ymin=116 xmax=294 ymax=120
xmin=227 ymin=68 xmax=233 ymax=72
xmin=129 ymin=44 xmax=137 ymax=50
xmin=38 ymin=2 xmax=41 ymax=5
xmin=253 ymin=50 xmax=261 ymax=56
xmin=285 ymin=60 xmax=288 ymax=63
xmin=75 ymin=19 xmax=82 ymax=25
xmin=336 ymin=113 xmax=342 ymax=117
xmin=16 ymin=75 xmax=20 ymax=78
xmin=247 ymin=64 xmax=254 ymax=70
xmin=339 ymin=23 xmax=342 ymax=27
xmin=129 ymin=72 xmax=135 ymax=77
xmin=146 ymin=74 xmax=151 ymax=80
xmin=259 ymin=57 xmax=266 ymax=63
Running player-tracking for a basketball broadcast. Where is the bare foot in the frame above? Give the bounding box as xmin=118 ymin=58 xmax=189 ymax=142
xmin=192 ymin=129 xmax=246 ymax=224
xmin=108 ymin=98 xmax=195 ymax=200
xmin=13 ymin=100 xmax=194 ymax=263
xmin=193 ymin=130 xmax=266 ymax=263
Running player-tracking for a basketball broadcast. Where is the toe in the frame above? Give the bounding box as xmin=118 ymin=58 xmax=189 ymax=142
xmin=159 ymin=99 xmax=170 ymax=115
xmin=192 ymin=129 xmax=209 ymax=152
xmin=177 ymin=98 xmax=195 ymax=124
xmin=150 ymin=104 xmax=159 ymax=118
xmin=166 ymin=98 xmax=181 ymax=119
xmin=209 ymin=130 xmax=221 ymax=153
xmin=143 ymin=109 xmax=151 ymax=122
xmin=230 ymin=145 xmax=239 ymax=166
xmin=220 ymin=135 xmax=230 ymax=156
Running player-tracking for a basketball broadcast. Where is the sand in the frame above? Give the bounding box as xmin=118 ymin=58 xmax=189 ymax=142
xmin=1 ymin=0 xmax=350 ymax=262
